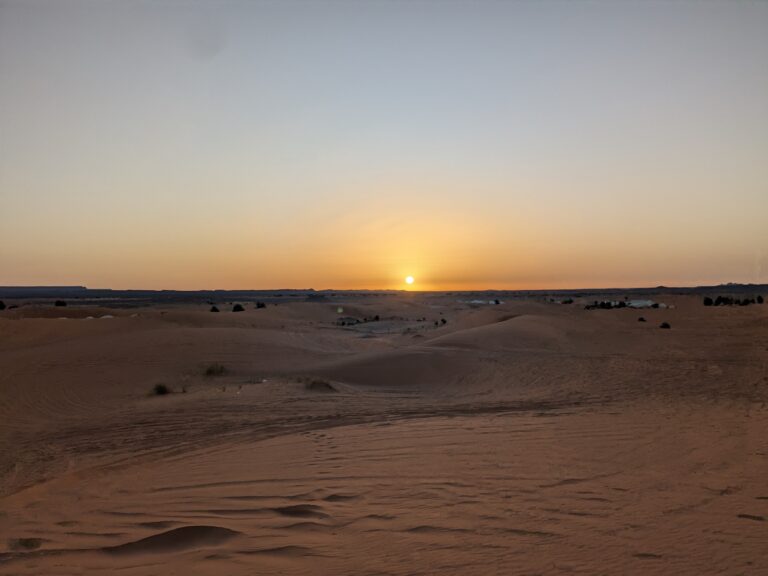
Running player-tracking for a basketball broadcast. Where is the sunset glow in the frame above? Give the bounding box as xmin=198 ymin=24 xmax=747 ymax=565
xmin=1 ymin=1 xmax=766 ymax=290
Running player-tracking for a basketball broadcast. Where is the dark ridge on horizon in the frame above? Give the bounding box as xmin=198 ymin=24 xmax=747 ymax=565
xmin=1 ymin=283 xmax=767 ymax=303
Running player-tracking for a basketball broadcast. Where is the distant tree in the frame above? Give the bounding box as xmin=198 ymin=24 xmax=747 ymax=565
xmin=660 ymin=322 xmax=671 ymax=329
xmin=494 ymin=299 xmax=501 ymax=305
xmin=210 ymin=305 xmax=220 ymax=312
xmin=703 ymin=297 xmax=713 ymax=306
xmin=232 ymin=304 xmax=245 ymax=312
xmin=54 ymin=300 xmax=67 ymax=307
xmin=374 ymin=315 xmax=380 ymax=321
xmin=758 ymin=295 xmax=764 ymax=304
xmin=0 ymin=301 xmax=5 ymax=311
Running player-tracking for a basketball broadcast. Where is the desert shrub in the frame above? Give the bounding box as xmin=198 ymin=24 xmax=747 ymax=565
xmin=758 ymin=295 xmax=764 ymax=304
xmin=703 ymin=297 xmax=713 ymax=306
xmin=440 ymin=318 xmax=447 ymax=325
xmin=54 ymin=300 xmax=67 ymax=307
xmin=714 ymin=295 xmax=736 ymax=306
xmin=651 ymin=303 xmax=659 ymax=309
xmin=660 ymin=322 xmax=671 ymax=329
xmin=588 ymin=300 xmax=623 ymax=310
xmin=210 ymin=305 xmax=220 ymax=312
xmin=0 ymin=301 xmax=5 ymax=311
xmin=638 ymin=317 xmax=646 ymax=322
xmin=205 ymin=363 xmax=226 ymax=377
xmin=255 ymin=301 xmax=266 ymax=309
xmin=153 ymin=384 xmax=170 ymax=395
xmin=232 ymin=304 xmax=245 ymax=312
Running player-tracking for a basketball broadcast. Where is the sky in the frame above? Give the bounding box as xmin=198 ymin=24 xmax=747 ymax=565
xmin=1 ymin=0 xmax=766 ymax=291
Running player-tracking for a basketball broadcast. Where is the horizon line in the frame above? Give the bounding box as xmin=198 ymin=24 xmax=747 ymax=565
xmin=2 ymin=282 xmax=767 ymax=294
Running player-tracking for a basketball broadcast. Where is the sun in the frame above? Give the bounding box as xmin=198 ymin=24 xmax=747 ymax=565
xmin=405 ymin=276 xmax=415 ymax=285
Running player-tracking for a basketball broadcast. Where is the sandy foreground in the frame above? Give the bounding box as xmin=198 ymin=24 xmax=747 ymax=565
xmin=0 ymin=295 xmax=766 ymax=575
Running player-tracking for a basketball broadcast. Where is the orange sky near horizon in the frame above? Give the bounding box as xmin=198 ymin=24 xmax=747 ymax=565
xmin=1 ymin=2 xmax=766 ymax=291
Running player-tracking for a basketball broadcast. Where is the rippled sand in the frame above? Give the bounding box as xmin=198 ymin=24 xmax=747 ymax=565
xmin=1 ymin=295 xmax=767 ymax=574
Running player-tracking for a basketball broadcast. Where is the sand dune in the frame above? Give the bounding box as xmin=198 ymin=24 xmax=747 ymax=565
xmin=1 ymin=294 xmax=767 ymax=574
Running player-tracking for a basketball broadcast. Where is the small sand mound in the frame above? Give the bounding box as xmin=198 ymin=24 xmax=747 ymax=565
xmin=103 ymin=525 xmax=240 ymax=555
xmin=428 ymin=314 xmax=569 ymax=351
xmin=240 ymin=545 xmax=315 ymax=557
xmin=7 ymin=538 xmax=45 ymax=551
xmin=279 ymin=522 xmax=333 ymax=532
xmin=406 ymin=525 xmax=472 ymax=534
xmin=305 ymin=379 xmax=337 ymax=392
xmin=313 ymin=347 xmax=479 ymax=390
xmin=271 ymin=504 xmax=328 ymax=518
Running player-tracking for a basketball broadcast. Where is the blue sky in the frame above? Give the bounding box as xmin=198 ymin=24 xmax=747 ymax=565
xmin=1 ymin=0 xmax=766 ymax=289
